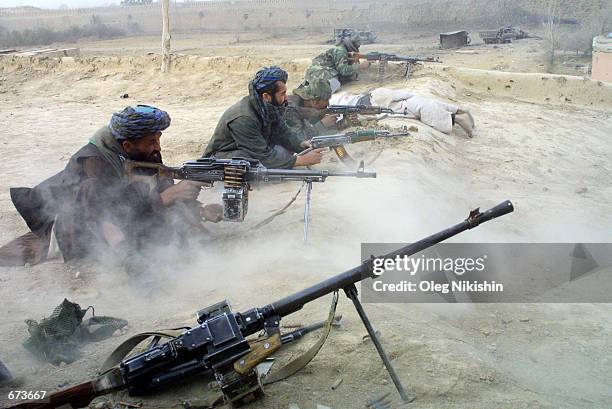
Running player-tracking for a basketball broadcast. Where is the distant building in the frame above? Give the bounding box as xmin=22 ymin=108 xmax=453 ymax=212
xmin=439 ymin=31 xmax=470 ymax=49
xmin=592 ymin=35 xmax=612 ymax=83
xmin=121 ymin=0 xmax=154 ymax=5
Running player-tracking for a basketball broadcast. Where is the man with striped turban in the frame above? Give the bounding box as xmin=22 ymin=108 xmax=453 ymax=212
xmin=0 ymin=105 xmax=222 ymax=277
xmin=204 ymin=66 xmax=326 ymax=169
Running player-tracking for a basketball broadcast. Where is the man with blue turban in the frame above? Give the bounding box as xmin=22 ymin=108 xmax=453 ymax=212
xmin=0 ymin=105 xmax=222 ymax=277
xmin=203 ymin=66 xmax=325 ymax=169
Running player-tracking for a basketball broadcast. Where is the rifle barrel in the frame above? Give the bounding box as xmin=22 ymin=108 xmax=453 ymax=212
xmin=327 ymin=170 xmax=377 ymax=178
xmin=258 ymin=168 xmax=376 ymax=180
xmin=266 ymin=201 xmax=513 ymax=317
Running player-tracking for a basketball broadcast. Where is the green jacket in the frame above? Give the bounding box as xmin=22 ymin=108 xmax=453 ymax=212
xmin=203 ymin=91 xmax=304 ymax=169
xmin=305 ymin=46 xmax=358 ymax=82
xmin=285 ymin=95 xmax=337 ymax=140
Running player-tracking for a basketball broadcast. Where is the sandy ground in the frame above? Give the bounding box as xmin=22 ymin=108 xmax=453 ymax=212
xmin=0 ymin=30 xmax=611 ymax=409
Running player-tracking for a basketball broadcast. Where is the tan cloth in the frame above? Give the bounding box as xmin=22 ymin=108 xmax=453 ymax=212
xmin=331 ymin=88 xmax=459 ymax=134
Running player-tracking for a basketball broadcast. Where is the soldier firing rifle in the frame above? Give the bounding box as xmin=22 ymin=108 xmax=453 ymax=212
xmin=348 ymin=51 xmax=442 ymax=81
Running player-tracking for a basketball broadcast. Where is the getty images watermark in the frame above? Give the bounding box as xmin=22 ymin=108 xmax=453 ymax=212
xmin=360 ymin=243 xmax=612 ymax=303
xmin=370 ymin=252 xmax=501 ymax=294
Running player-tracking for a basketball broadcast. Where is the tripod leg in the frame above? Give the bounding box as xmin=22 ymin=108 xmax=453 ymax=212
xmin=344 ymin=284 xmax=415 ymax=403
xmin=303 ymin=181 xmax=313 ymax=244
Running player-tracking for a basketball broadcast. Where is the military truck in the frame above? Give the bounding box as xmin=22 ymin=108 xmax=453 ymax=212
xmin=327 ymin=28 xmax=377 ymax=44
xmin=479 ymin=26 xmax=541 ymax=44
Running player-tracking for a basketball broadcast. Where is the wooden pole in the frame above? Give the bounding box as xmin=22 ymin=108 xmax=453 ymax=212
xmin=161 ymin=0 xmax=171 ymax=73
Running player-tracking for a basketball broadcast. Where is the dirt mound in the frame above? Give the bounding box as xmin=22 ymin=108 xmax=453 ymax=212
xmin=0 ymin=54 xmax=310 ymax=78
xmin=435 ymin=66 xmax=612 ymax=110
xmin=4 ymin=55 xmax=609 ymax=112
xmin=0 ymin=54 xmax=311 ymax=103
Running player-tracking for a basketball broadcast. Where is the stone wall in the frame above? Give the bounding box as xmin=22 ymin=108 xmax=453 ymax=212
xmin=0 ymin=0 xmax=601 ymax=36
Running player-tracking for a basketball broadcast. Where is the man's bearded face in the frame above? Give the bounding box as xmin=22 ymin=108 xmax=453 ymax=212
xmin=272 ymin=81 xmax=288 ymax=107
xmin=123 ymin=132 xmax=163 ymax=163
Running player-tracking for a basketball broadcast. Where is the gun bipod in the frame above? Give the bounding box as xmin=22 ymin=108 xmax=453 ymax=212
xmin=344 ymin=284 xmax=415 ymax=403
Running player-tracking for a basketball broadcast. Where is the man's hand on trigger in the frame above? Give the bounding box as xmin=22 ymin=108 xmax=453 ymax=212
xmin=295 ymin=148 xmax=325 ymax=167
xmin=321 ymin=114 xmax=340 ymax=129
xmin=160 ymin=181 xmax=205 ymax=205
xmin=300 ymin=139 xmax=313 ymax=149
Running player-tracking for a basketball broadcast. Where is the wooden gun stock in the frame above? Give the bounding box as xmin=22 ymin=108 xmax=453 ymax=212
xmin=8 ymin=381 xmax=97 ymax=409
xmin=348 ymin=52 xmax=365 ymax=63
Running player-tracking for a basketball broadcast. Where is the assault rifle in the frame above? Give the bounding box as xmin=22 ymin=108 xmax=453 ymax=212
xmin=348 ymin=51 xmax=441 ymax=81
xmin=292 ymin=105 xmax=395 ymax=125
xmin=124 ymin=158 xmax=375 ymax=239
xmin=326 ymin=104 xmax=395 ymax=116
xmin=8 ymin=200 xmax=514 ymax=409
xmin=299 ymin=129 xmax=411 ymax=168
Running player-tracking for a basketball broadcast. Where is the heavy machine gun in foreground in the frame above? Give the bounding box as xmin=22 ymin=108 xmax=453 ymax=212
xmin=9 ymin=200 xmax=514 ymax=408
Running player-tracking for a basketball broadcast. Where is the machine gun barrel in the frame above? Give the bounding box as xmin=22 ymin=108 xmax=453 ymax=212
xmin=265 ymin=200 xmax=514 ymax=317
xmin=252 ymin=167 xmax=376 ymax=182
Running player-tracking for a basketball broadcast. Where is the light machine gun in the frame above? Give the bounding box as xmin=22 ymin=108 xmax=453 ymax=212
xmin=348 ymin=51 xmax=441 ymax=81
xmin=124 ymin=158 xmax=375 ymax=239
xmin=9 ymin=200 xmax=514 ymax=409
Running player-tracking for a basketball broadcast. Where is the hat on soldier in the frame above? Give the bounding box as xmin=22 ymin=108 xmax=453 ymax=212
xmin=252 ymin=66 xmax=288 ymax=92
xmin=339 ymin=33 xmax=361 ymax=52
xmin=109 ymin=105 xmax=171 ymax=141
xmin=293 ymin=79 xmax=332 ymax=101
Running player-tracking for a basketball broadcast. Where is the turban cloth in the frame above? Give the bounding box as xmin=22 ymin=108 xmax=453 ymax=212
xmin=109 ymin=105 xmax=171 ymax=140
xmin=251 ymin=66 xmax=288 ymax=92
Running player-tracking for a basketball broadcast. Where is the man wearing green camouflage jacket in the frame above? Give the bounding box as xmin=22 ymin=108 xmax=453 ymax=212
xmin=285 ymin=79 xmax=342 ymax=141
xmin=304 ymin=34 xmax=370 ymax=93
xmin=203 ymin=66 xmax=325 ymax=169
